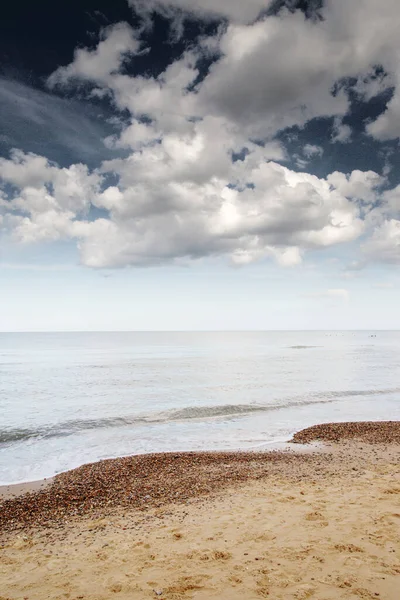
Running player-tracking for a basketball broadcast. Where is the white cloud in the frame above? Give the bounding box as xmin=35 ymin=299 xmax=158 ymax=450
xmin=303 ymin=144 xmax=323 ymax=159
xmin=0 ymin=143 xmax=368 ymax=268
xmin=327 ymin=170 xmax=385 ymax=205
xmin=381 ymin=184 xmax=400 ymax=213
xmin=47 ymin=1 xmax=400 ymax=142
xmin=353 ymin=69 xmax=393 ymax=102
xmin=195 ymin=13 xmax=349 ymax=137
xmin=331 ymin=117 xmax=352 ymax=144
xmin=0 ymin=150 xmax=51 ymax=189
xmin=129 ymin=0 xmax=273 ymax=25
xmin=360 ymin=182 xmax=400 ymax=265
xmin=0 ymin=150 xmax=101 ymax=215
xmin=366 ymin=92 xmax=400 ymax=140
xmin=198 ymin=0 xmax=400 ymax=140
xmin=48 ymin=23 xmax=141 ymax=88
xmin=0 ymin=151 xmax=102 ymax=245
xmin=362 ymin=219 xmax=400 ymax=264
xmin=5 ymin=1 xmax=400 ymax=270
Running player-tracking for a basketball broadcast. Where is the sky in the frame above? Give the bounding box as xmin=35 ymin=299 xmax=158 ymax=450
xmin=1 ymin=0 xmax=400 ymax=331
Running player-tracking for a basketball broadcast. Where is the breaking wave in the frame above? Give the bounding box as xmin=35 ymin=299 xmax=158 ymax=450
xmin=1 ymin=387 xmax=399 ymax=445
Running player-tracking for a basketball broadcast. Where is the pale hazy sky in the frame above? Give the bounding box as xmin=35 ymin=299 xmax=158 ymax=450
xmin=1 ymin=0 xmax=400 ymax=330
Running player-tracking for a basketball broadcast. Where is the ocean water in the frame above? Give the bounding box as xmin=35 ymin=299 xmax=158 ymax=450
xmin=1 ymin=331 xmax=399 ymax=485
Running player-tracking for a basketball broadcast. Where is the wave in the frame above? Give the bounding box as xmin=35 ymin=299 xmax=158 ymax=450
xmin=1 ymin=387 xmax=399 ymax=445
xmin=289 ymin=345 xmax=320 ymax=349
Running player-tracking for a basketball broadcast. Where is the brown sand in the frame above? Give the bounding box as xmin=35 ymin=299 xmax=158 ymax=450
xmin=0 ymin=422 xmax=399 ymax=599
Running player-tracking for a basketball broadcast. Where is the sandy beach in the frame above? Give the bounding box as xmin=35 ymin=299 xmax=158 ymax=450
xmin=0 ymin=422 xmax=399 ymax=599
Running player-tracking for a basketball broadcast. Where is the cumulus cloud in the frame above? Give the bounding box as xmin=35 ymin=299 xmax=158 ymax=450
xmin=362 ymin=219 xmax=400 ymax=264
xmin=194 ymin=0 xmax=400 ymax=138
xmin=49 ymin=1 xmax=400 ymax=140
xmin=366 ymin=94 xmax=400 ymax=141
xmin=48 ymin=1 xmax=400 ymax=141
xmin=358 ymin=178 xmax=400 ymax=264
xmin=0 ymin=150 xmax=101 ymax=213
xmin=327 ymin=170 xmax=385 ymax=205
xmin=0 ymin=144 xmax=369 ymax=268
xmin=4 ymin=0 xmax=400 ymax=269
xmin=48 ymin=23 xmax=141 ymax=89
xmin=0 ymin=151 xmax=102 ymax=244
xmin=195 ymin=13 xmax=348 ymax=137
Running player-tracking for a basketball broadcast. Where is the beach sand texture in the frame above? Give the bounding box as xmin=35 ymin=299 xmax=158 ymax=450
xmin=0 ymin=422 xmax=399 ymax=599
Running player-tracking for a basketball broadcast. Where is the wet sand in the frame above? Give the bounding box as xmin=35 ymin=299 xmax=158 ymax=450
xmin=0 ymin=421 xmax=399 ymax=599
xmin=0 ymin=478 xmax=53 ymax=501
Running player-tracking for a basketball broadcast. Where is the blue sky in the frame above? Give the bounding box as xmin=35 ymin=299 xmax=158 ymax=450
xmin=1 ymin=0 xmax=400 ymax=330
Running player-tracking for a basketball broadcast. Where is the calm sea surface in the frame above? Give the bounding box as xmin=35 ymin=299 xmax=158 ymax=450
xmin=1 ymin=331 xmax=399 ymax=484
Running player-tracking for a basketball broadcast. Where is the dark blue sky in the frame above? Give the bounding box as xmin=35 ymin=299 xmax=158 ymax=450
xmin=0 ymin=0 xmax=220 ymax=166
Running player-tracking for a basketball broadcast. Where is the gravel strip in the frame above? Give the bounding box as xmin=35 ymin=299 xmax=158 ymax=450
xmin=1 ymin=421 xmax=398 ymax=534
xmin=291 ymin=420 xmax=400 ymax=444
xmin=0 ymin=450 xmax=314 ymax=533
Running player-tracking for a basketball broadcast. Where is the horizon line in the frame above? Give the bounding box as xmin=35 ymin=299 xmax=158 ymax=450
xmin=0 ymin=329 xmax=396 ymax=334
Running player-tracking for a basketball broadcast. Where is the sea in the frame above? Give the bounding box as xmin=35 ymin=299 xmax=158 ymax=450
xmin=1 ymin=331 xmax=400 ymax=485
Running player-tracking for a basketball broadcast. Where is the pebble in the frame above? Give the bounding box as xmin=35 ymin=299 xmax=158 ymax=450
xmin=292 ymin=421 xmax=400 ymax=444
xmin=1 ymin=421 xmax=398 ymax=534
xmin=0 ymin=450 xmax=307 ymax=532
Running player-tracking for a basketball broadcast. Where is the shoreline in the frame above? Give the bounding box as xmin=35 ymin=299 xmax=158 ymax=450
xmin=1 ymin=420 xmax=397 ymax=496
xmin=1 ymin=421 xmax=399 ymax=534
xmin=0 ymin=440 xmax=325 ymax=500
xmin=0 ymin=477 xmax=53 ymax=500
